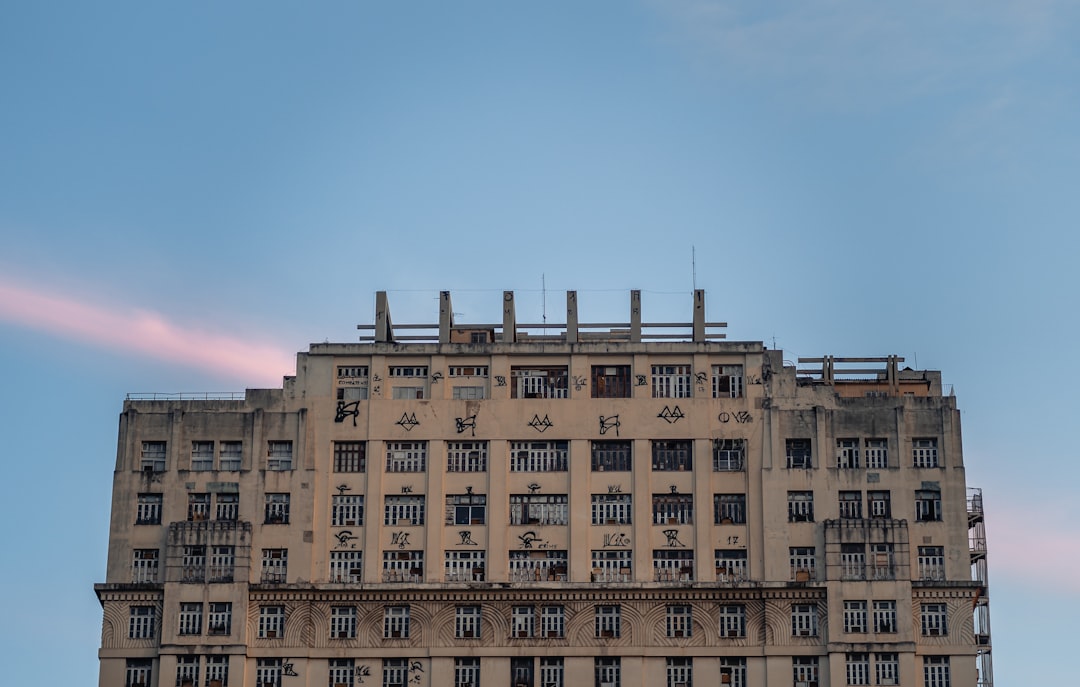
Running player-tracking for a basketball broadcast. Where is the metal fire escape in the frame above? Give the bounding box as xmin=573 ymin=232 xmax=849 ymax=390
xmin=968 ymin=488 xmax=994 ymax=687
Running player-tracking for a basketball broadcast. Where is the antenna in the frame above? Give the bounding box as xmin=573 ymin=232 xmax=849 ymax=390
xmin=542 ymin=274 xmax=547 ymax=328
xmin=692 ymin=246 xmax=697 ymax=291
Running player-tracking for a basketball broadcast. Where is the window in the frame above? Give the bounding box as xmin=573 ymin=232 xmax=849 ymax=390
xmin=258 ymin=605 xmax=285 ymax=638
xmin=455 ymin=658 xmax=480 ymax=687
xmin=256 ymin=658 xmax=282 ymax=687
xmin=333 ymin=441 xmax=366 ymax=473
xmin=338 ymin=365 xmax=370 ymax=379
xmin=512 ymin=366 xmax=569 ymax=399
xmin=653 ymin=549 xmax=694 ymax=582
xmin=140 ymin=441 xmax=166 ymax=472
xmin=182 ymin=545 xmax=206 ymax=583
xmin=844 ymin=601 xmax=868 ymax=633
xmin=666 ymin=658 xmax=693 ymax=687
xmin=188 ymin=493 xmax=210 ymax=521
xmin=450 ymin=365 xmax=488 ymax=377
xmin=136 ymin=493 xmax=162 ymax=525
xmin=786 ymin=439 xmax=812 ymax=469
xmin=865 ymin=438 xmax=888 ymax=469
xmin=207 ymin=602 xmax=232 ymax=635
xmin=125 ymin=658 xmax=153 ymax=687
xmin=509 ymin=550 xmax=568 ymax=582
xmin=386 ymin=441 xmax=427 ymax=472
xmin=264 ymin=493 xmax=290 ymax=524
xmin=510 ymin=440 xmax=568 ymax=471
xmin=179 ymin=602 xmax=202 ymax=635
xmin=592 ymin=550 xmax=633 ymax=581
xmin=456 ymin=605 xmax=482 ymax=639
xmin=542 ymin=605 xmax=566 ymax=637
xmin=216 ymin=493 xmax=239 ymax=522
xmin=384 ymin=495 xmax=425 ymax=525
xmin=219 ymin=441 xmax=242 ymax=471
xmin=510 ymin=493 xmax=568 ymax=525
xmin=652 ymin=439 xmax=692 ymax=471
xmin=592 ymin=440 xmax=632 ymax=471
xmin=918 ymin=546 xmax=946 ymax=580
xmin=837 ymin=438 xmax=859 ymax=468
xmin=923 ymin=657 xmax=950 ymax=687
xmin=713 ymin=438 xmax=745 ymax=471
xmin=191 ymin=441 xmax=214 ymax=471
xmin=337 ymin=385 xmax=369 ymax=405
xmin=382 ymin=659 xmax=407 ymax=687
xmin=132 ymin=549 xmax=159 ymax=583
xmin=595 ymin=605 xmax=621 ymax=638
xmin=653 ymin=493 xmax=694 ymax=524
xmin=383 ymin=606 xmax=410 ymax=638
xmin=540 ymin=658 xmax=564 ymax=687
xmin=266 ymin=440 xmax=293 ymax=471
xmin=453 ymin=385 xmax=486 ymax=399
xmin=718 ymin=604 xmax=746 ymax=638
xmin=389 ymin=365 xmax=428 ymax=377
xmin=382 ymin=550 xmax=424 ymax=582
xmin=873 ymin=600 xmax=897 ymax=633
xmin=666 ymin=604 xmax=693 ymax=638
xmin=595 ymin=657 xmax=620 ymax=687
xmin=332 ymin=494 xmax=364 ymax=527
xmin=129 ymin=605 xmax=156 ymax=639
xmin=208 ymin=545 xmax=235 ymax=582
xmin=329 ymin=551 xmax=363 ymax=583
xmin=839 ymin=491 xmax=863 ymax=519
xmin=916 ymin=489 xmax=942 ymax=522
xmin=789 ymin=547 xmax=816 ymax=581
xmin=875 ymin=653 xmax=899 ymax=686
xmin=447 ymin=493 xmax=486 ymax=525
xmin=720 ymin=658 xmax=746 ymax=687
xmin=870 ymin=543 xmax=894 ymax=579
xmin=791 ymin=603 xmax=818 ymax=636
xmin=714 ymin=493 xmax=746 ymax=524
xmin=445 ymin=550 xmax=486 ymax=581
xmin=391 ymin=386 xmax=424 ymax=400
xmin=921 ymin=603 xmax=948 ymax=636
xmin=841 ymin=544 xmax=866 ymax=580
xmin=592 ymin=365 xmax=631 ymax=398
xmin=447 ymin=441 xmax=487 ymax=472
xmin=792 ymin=657 xmax=819 ymax=685
xmin=329 ymin=659 xmax=355 ymax=687
xmin=330 ymin=606 xmax=357 ymax=638
xmin=592 ymin=494 xmax=632 ymax=524
xmin=715 ymin=549 xmax=748 ymax=583
xmin=868 ymin=490 xmax=891 ymax=518
xmin=207 ymin=654 xmax=230 ymax=686
xmin=652 ymin=364 xmax=692 ymax=398
xmin=713 ymin=364 xmax=744 ymax=398
xmin=511 ymin=605 xmax=537 ymax=638
xmin=177 ymin=656 xmax=199 ymax=687
xmin=846 ymin=653 xmax=870 ymax=686
xmin=913 ymin=438 xmax=939 ymax=468
xmin=787 ymin=491 xmax=814 ymax=522
xmin=261 ymin=548 xmax=287 ymax=583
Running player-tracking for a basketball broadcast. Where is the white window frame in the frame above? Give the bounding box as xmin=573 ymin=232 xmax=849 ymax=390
xmin=595 ymin=657 xmax=620 ymax=687
xmin=266 ymin=440 xmax=293 ymax=471
xmin=510 ymin=493 xmax=568 ymax=525
xmin=447 ymin=493 xmax=487 ymax=525
xmin=844 ymin=600 xmax=868 ymax=633
xmin=916 ymin=490 xmax=943 ymax=522
xmin=652 ymin=439 xmax=692 ymax=471
xmin=595 ymin=605 xmax=621 ymax=638
xmin=592 ymin=550 xmax=632 ymax=582
xmin=332 ymin=494 xmax=364 ymax=527
xmin=386 ymin=441 xmax=427 ymax=472
xmin=846 ymin=653 xmax=870 ymax=686
xmin=384 ymin=495 xmax=425 ymax=525
xmin=791 ymin=603 xmax=818 ymax=637
xmin=181 ymin=545 xmax=206 ymax=583
xmin=713 ymin=438 xmax=745 ymax=471
xmin=868 ymin=490 xmax=891 ymax=518
xmin=125 ymin=659 xmax=153 ymax=687
xmin=140 ymin=441 xmax=166 ymax=472
xmin=792 ymin=657 xmax=819 ymax=684
xmin=715 ymin=549 xmax=748 ymax=583
xmin=653 ymin=493 xmax=694 ymax=525
xmin=191 ymin=441 xmax=214 ymax=471
xmin=918 ymin=546 xmax=946 ymax=581
xmin=188 ymin=493 xmax=210 ymax=521
xmin=445 ymin=550 xmax=486 ymax=582
xmin=875 ymin=653 xmax=899 ymax=685
xmin=714 ymin=493 xmax=746 ymax=524
xmin=923 ymin=656 xmax=950 ymax=687
xmin=208 ymin=545 xmax=235 ymax=583
xmin=913 ymin=438 xmax=940 ymax=468
xmin=132 ymin=549 xmax=159 ymax=583
xmin=447 ymin=441 xmax=488 ymax=472
xmin=329 ymin=658 xmax=354 ymax=687
xmin=921 ymin=603 xmax=948 ymax=636
xmin=870 ymin=543 xmax=894 ymax=580
xmin=178 ymin=602 xmax=202 ymax=636
xmin=837 ymin=438 xmax=860 ymax=468
xmin=839 ymin=491 xmax=863 ymax=519
xmin=264 ymin=493 xmax=290 ymax=524
xmin=786 ymin=438 xmax=812 ymax=469
xmin=329 ymin=550 xmax=363 ymax=583
xmin=666 ymin=604 xmax=693 ymax=638
xmin=651 ymin=364 xmax=692 ymax=398
xmin=720 ymin=658 xmax=746 ymax=687
xmin=333 ymin=441 xmax=366 ymax=473
xmin=539 ymin=658 xmax=564 ymax=687
xmin=510 ymin=440 xmax=568 ymax=472
xmin=256 ymin=658 xmax=282 ymax=687
xmin=592 ymin=440 xmax=632 ymax=471
xmin=653 ymin=549 xmax=694 ymax=582
xmin=455 ymin=605 xmax=482 ymax=639
xmin=129 ymin=605 xmax=156 ymax=639
xmin=873 ymin=600 xmax=897 ymax=633
xmin=136 ymin=493 xmax=162 ymax=525
xmin=176 ymin=655 xmax=199 ymax=687
xmin=383 ymin=606 xmax=410 ymax=638
xmin=338 ymin=365 xmax=370 ymax=379
xmin=865 ymin=438 xmax=888 ymax=469
xmin=382 ymin=658 xmax=407 ymax=687
xmin=219 ymin=441 xmax=242 ymax=471
xmin=512 ymin=605 xmax=537 ymax=638
xmin=718 ymin=603 xmax=746 ymax=638
xmin=841 ymin=544 xmax=866 ymax=580
xmin=666 ymin=657 xmax=693 ymax=687
xmin=592 ymin=493 xmax=633 ymax=525
xmin=541 ymin=605 xmax=565 ymax=638
xmin=509 ymin=550 xmax=568 ymax=583
xmin=389 ymin=365 xmax=428 ymax=377
xmin=215 ymin=493 xmax=239 ymax=522
xmin=512 ymin=366 xmax=569 ymax=399
xmin=452 ymin=385 xmax=485 ymax=400
xmin=454 ymin=658 xmax=480 ymax=687
xmin=382 ymin=550 xmax=423 ymax=582
xmin=258 ymin=605 xmax=285 ymax=639
xmin=787 ymin=491 xmax=814 ymax=522
xmin=330 ymin=606 xmax=357 ymax=639
xmin=712 ymin=364 xmax=744 ymax=398
xmin=261 ymin=548 xmax=287 ymax=584
xmin=207 ymin=602 xmax=232 ymax=636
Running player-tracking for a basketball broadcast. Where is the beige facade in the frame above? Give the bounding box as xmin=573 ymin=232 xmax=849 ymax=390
xmin=95 ymin=290 xmax=993 ymax=687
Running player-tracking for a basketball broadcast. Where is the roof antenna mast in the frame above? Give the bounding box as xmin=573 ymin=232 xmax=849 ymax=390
xmin=542 ymin=273 xmax=547 ymax=330
xmin=692 ymin=245 xmax=697 ymax=291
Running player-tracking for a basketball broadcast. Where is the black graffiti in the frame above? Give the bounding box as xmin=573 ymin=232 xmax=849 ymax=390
xmin=430 ymin=371 xmax=443 ymax=384
xmin=336 ymin=484 xmax=351 ymax=494
xmin=670 ymin=485 xmax=679 ymax=494
xmin=573 ymin=375 xmax=587 ymax=390
xmin=603 ymin=532 xmax=631 ymax=548
xmin=335 ymin=400 xmax=360 ymax=426
xmin=599 ymin=414 xmax=621 ymax=436
xmin=607 ymin=484 xmax=622 ymax=494
xmin=400 ymin=486 xmax=413 ymax=494
xmin=528 ymin=414 xmax=553 ymax=432
xmin=746 ymin=374 xmax=762 ymax=385
xmin=635 ymin=375 xmax=647 ymax=386
xmin=357 ymin=665 xmax=372 ymax=683
xmin=695 ymin=371 xmax=708 ymax=389
xmin=455 ymin=414 xmax=477 ymax=436
xmin=396 ymin=412 xmax=420 ymax=431
xmin=372 ymin=374 xmax=382 ymax=382
xmin=727 ymin=535 xmax=741 ymax=545
xmin=334 ymin=530 xmax=359 ymax=548
xmin=663 ymin=529 xmax=686 ymax=547
xmin=527 ymin=483 xmax=541 ymax=493
xmin=519 ymin=531 xmax=541 ymax=549
xmin=391 ymin=531 xmax=411 ymax=548
xmin=494 ymin=375 xmax=507 ymax=387
xmin=459 ymin=530 xmax=477 ymax=546
xmin=282 ymin=660 xmax=298 ymax=677
xmin=718 ymin=411 xmax=753 ymax=424
xmin=657 ymin=405 xmax=685 ymax=424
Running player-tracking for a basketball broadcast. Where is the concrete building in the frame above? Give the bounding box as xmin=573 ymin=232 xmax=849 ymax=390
xmin=95 ymin=290 xmax=993 ymax=687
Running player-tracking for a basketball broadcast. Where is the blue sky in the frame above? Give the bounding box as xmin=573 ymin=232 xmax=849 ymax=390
xmin=2 ymin=1 xmax=1077 ymax=683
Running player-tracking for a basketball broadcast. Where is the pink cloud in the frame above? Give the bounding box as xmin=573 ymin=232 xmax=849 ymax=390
xmin=0 ymin=277 xmax=295 ymax=387
xmin=983 ymin=499 xmax=1080 ymax=594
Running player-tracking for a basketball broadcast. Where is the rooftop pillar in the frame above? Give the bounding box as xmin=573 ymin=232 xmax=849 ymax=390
xmin=693 ymin=289 xmax=705 ymax=342
xmin=375 ymin=291 xmax=394 ymax=343
xmin=439 ymin=291 xmax=453 ymax=344
xmin=630 ymin=290 xmax=642 ymax=342
xmin=566 ymin=291 xmax=578 ymax=344
xmin=501 ymin=291 xmax=517 ymax=343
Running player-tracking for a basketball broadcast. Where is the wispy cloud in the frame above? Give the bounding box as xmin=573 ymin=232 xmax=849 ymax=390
xmin=0 ymin=276 xmax=294 ymax=386
xmin=985 ymin=498 xmax=1080 ymax=594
